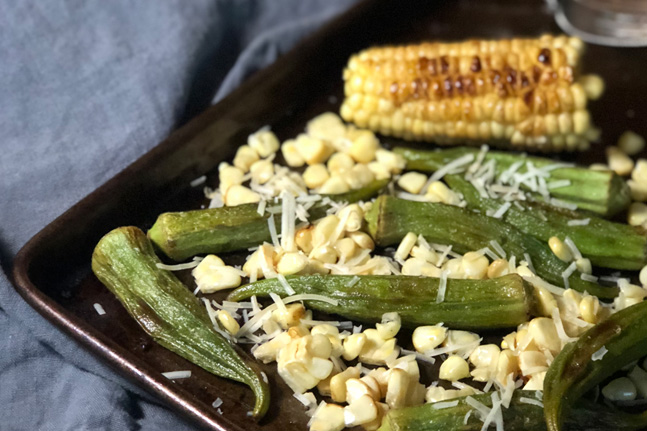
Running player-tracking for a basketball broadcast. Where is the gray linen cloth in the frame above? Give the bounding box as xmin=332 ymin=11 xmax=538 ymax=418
xmin=0 ymin=1 xmax=357 ymax=429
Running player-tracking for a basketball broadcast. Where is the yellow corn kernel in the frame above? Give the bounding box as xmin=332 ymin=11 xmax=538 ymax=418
xmin=295 ymin=226 xmax=314 ymax=253
xmin=307 ymin=112 xmax=348 ymax=142
xmin=376 ymin=312 xmax=401 ymax=339
xmin=487 ymin=259 xmax=510 ymax=279
xmin=628 ymin=202 xmax=647 ymax=227
xmin=342 ymin=333 xmax=366 ymax=361
xmin=253 ymin=331 xmax=292 ymax=363
xmin=395 ymin=232 xmax=418 ymax=261
xmin=397 ymin=172 xmax=428 ymax=194
xmin=439 ymin=355 xmax=470 ymax=381
xmin=346 ymin=378 xmax=379 ymax=404
xmin=217 ymin=310 xmax=240 ymax=335
xmin=627 ymin=366 xmax=647 ymax=399
xmin=443 ymin=330 xmax=480 ymax=357
xmin=338 ymin=203 xmax=364 ymax=232
xmin=518 ymin=351 xmax=548 ymax=376
xmin=579 ymin=74 xmax=605 ymax=100
xmin=249 ymin=159 xmax=274 ymax=185
xmin=192 ymin=256 xmax=242 ymax=293
xmin=628 ymin=180 xmax=647 ymax=202
xmin=375 ymin=149 xmax=406 ymax=174
xmin=318 ymin=176 xmax=350 ymax=194
xmin=276 ymin=252 xmax=309 ymax=275
xmin=606 ymin=146 xmax=634 ymax=176
xmin=579 ymin=295 xmax=600 ymax=324
xmin=344 ymin=394 xmax=378 ymax=426
xmin=233 ymin=145 xmax=260 ymax=172
xmin=308 ymin=402 xmax=345 ymax=431
xmin=469 ymin=344 xmax=501 ymax=382
xmin=328 ymin=152 xmax=355 ymax=175
xmin=248 ymin=129 xmax=280 ymax=158
xmin=303 ymin=164 xmax=330 ymax=189
xmin=532 ymin=285 xmax=558 ymax=317
xmin=495 ymin=349 xmax=519 ymax=384
xmin=575 ymin=257 xmax=592 ymax=274
xmin=367 ymin=161 xmax=392 ymax=180
xmin=640 ymin=265 xmax=647 ymax=287
xmin=225 ymin=185 xmax=261 ymax=206
xmin=523 ymin=371 xmax=546 ymax=391
xmin=425 ymin=181 xmax=461 ymax=206
xmin=330 ymin=366 xmax=361 ymax=403
xmin=311 ymin=245 xmax=338 ymax=264
xmin=344 ymin=163 xmax=375 ymax=189
xmin=412 ymin=325 xmax=447 ymax=353
xmin=528 ymin=317 xmax=561 ymax=355
xmin=602 ymin=377 xmax=637 ymax=402
xmin=632 ymin=159 xmax=647 ymax=183
xmin=385 ymin=368 xmax=410 ymax=409
xmin=460 ymin=252 xmax=489 ymax=279
xmin=218 ymin=164 xmax=245 ymax=193
xmin=272 ymin=303 xmax=306 ymax=329
xmin=295 ymin=134 xmax=334 ymax=165
xmin=311 ymin=324 xmax=343 ymax=357
xmin=548 ymin=236 xmax=573 ymax=262
xmin=308 ymin=333 xmax=334 ymax=359
xmin=410 ymin=246 xmax=439 ymax=266
xmin=313 ymin=215 xmax=340 ymax=247
xmin=282 ymin=139 xmax=306 ymax=167
xmin=348 ymin=231 xmax=375 ymax=250
xmin=618 ymin=131 xmax=645 ymax=156
xmin=360 ymin=329 xmax=399 ymax=365
xmin=349 ymin=130 xmax=379 ymax=163
xmin=334 ymin=238 xmax=357 ymax=262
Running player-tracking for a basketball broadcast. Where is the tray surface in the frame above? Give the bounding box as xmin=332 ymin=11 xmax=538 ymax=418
xmin=11 ymin=0 xmax=647 ymax=430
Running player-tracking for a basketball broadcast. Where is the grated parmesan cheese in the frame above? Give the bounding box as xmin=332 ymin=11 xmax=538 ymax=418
xmin=162 ymin=370 xmax=191 ymax=379
xmin=491 ymin=202 xmax=511 ymax=219
xmin=277 ymin=274 xmax=296 ymax=295
xmin=436 ymin=271 xmax=448 ymax=304
xmin=561 ymin=261 xmax=577 ymax=290
xmin=563 ymin=237 xmax=583 ymax=260
xmin=432 ymin=400 xmax=459 ymax=410
xmin=489 ymin=240 xmax=506 ymax=259
xmin=519 ymin=397 xmax=544 ymax=407
xmin=93 ymin=303 xmax=106 ymax=316
xmin=591 ymin=346 xmax=608 ymax=361
xmin=567 ymin=218 xmax=590 ymax=226
xmin=212 ymin=398 xmax=224 ymax=408
xmin=156 ymin=261 xmax=200 ymax=271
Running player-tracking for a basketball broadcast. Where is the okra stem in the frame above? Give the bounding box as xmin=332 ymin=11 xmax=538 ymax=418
xmin=92 ymin=227 xmax=270 ymax=419
xmin=446 ymin=174 xmax=647 ymax=270
xmin=394 ymin=146 xmax=631 ymax=217
xmin=148 ymin=179 xmax=388 ymax=261
xmin=365 ymin=195 xmax=618 ymax=299
xmin=228 ymin=274 xmax=532 ymax=330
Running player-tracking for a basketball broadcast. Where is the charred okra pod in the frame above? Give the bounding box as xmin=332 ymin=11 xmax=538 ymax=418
xmin=92 ymin=227 xmax=270 ymax=419
xmin=365 ymin=195 xmax=617 ymax=299
xmin=394 ymin=146 xmax=630 ymax=217
xmin=148 ymin=179 xmax=388 ymax=261
xmin=446 ymin=174 xmax=647 ymax=270
xmin=228 ymin=274 xmax=533 ymax=330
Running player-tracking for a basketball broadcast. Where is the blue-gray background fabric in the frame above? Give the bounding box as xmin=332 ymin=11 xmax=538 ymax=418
xmin=0 ymin=1 xmax=357 ymax=429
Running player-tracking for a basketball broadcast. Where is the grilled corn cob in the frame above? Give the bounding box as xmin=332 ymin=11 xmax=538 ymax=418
xmin=341 ymin=35 xmax=598 ymax=152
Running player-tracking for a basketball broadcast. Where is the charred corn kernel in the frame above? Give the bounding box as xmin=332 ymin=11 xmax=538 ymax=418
xmin=495 ymin=349 xmax=519 ymax=384
xmin=217 ymin=310 xmax=240 ymax=335
xmin=248 ymin=129 xmax=280 ymax=158
xmin=328 ymin=152 xmax=355 ymax=175
xmin=425 ymin=181 xmax=461 ymax=206
xmin=377 ymin=312 xmax=401 ymax=339
xmin=606 ymin=146 xmax=634 ymax=176
xmin=469 ymin=344 xmax=501 ymax=382
xmin=243 ymin=244 xmax=275 ymax=278
xmin=344 ymin=163 xmax=375 ymax=190
xmin=524 ymin=371 xmax=547 ymax=391
xmin=318 ymin=176 xmax=350 ymax=194
xmin=439 ymin=355 xmax=470 ymax=381
xmin=632 ymin=159 xmax=647 ymax=183
xmin=307 ymin=112 xmax=347 ymax=142
xmin=344 ymin=395 xmax=378 ymax=426
xmin=487 ymin=259 xmax=510 ymax=279
xmin=343 ymin=333 xmax=367 ymax=361
xmin=338 ymin=203 xmax=364 ymax=232
xmin=528 ymin=318 xmax=561 ymax=355
xmin=628 ymin=366 xmax=647 ymax=398
xmin=640 ymin=265 xmax=647 ymax=287
xmin=303 ymin=164 xmax=330 ymax=189
xmin=348 ymin=231 xmax=375 ymax=250
xmin=395 ymin=232 xmax=418 ymax=261
xmin=309 ymin=402 xmax=345 ymax=431
xmin=579 ymin=295 xmax=600 ymax=324
xmin=311 ymin=245 xmax=338 ymax=264
xmin=295 ymin=134 xmax=334 ymax=165
xmin=313 ymin=215 xmax=339 ymax=247
xmin=548 ymin=236 xmax=573 ymax=262
xmin=295 ymin=226 xmax=314 ymax=253
xmin=272 ymin=303 xmax=306 ymax=329
xmin=277 ymin=252 xmax=309 ymax=275
xmin=331 ymin=366 xmax=361 ymax=402
xmin=349 ymin=130 xmax=379 ymax=163
xmin=533 ymin=285 xmax=559 ymax=317
xmin=282 ymin=139 xmax=305 ymax=167
xmin=628 ymin=202 xmax=647 ymax=226
xmin=443 ymin=330 xmax=480 ymax=357
xmin=574 ymin=257 xmax=592 ymax=274
xmin=602 ymin=377 xmax=637 ymax=401
xmin=346 ymin=378 xmax=379 ymax=404
xmin=367 ymin=161 xmax=392 ymax=180
xmin=360 ymin=329 xmax=399 ymax=365
xmin=253 ymin=331 xmax=292 ymax=363
xmin=192 ymin=256 xmax=242 ymax=293
xmin=375 ymin=149 xmax=405 ymax=174
xmin=385 ymin=368 xmax=410 ymax=408
xmin=619 ymin=131 xmax=645 ymax=156
xmin=412 ymin=325 xmax=447 ymax=353
xmin=518 ymin=350 xmax=548 ymax=376
xmin=233 ymin=145 xmax=260 ymax=172
xmin=627 ymin=180 xmax=647 ymax=202
xmin=397 ymin=172 xmax=428 ymax=194
xmin=579 ymin=74 xmax=605 ymax=100
xmin=288 ymin=324 xmax=310 ymax=339
xmin=249 ymin=159 xmax=274 ymax=185
xmin=461 ymin=252 xmax=489 ymax=279
xmin=218 ymin=165 xmax=245 ymax=192
xmin=225 ymin=185 xmax=261 ymax=206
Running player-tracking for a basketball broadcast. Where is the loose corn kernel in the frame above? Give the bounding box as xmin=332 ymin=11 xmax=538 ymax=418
xmin=618 ymin=131 xmax=645 ymax=156
xmin=306 ymin=259 xmax=331 ymax=275
xmin=443 ymin=330 xmax=480 ymax=357
xmin=376 ymin=312 xmax=401 ymax=339
xmin=443 ymin=258 xmax=465 ymax=279
xmin=385 ymin=368 xmax=410 ymax=409
xmin=606 ymin=146 xmax=634 ymax=176
xmin=412 ymin=325 xmax=447 ymax=353
xmin=307 ymin=112 xmax=348 ymax=142
xmin=410 ymin=245 xmax=439 ymax=265
xmin=262 ymin=318 xmax=281 ymax=335
xmin=277 ymin=252 xmax=309 ymax=275
xmin=309 ymin=402 xmax=345 ymax=431
xmin=461 ymin=252 xmax=489 ymax=279
xmin=627 ymin=366 xmax=647 ymax=399
xmin=248 ymin=129 xmax=280 ymax=158
xmin=575 ymin=257 xmax=592 ymax=274
xmin=397 ymin=172 xmax=428 ymax=194
xmin=548 ymin=236 xmax=573 ymax=262
xmin=632 ymin=159 xmax=647 ymax=183
xmin=328 ymin=152 xmax=355 ymax=175
xmin=628 ymin=202 xmax=647 ymax=226
xmin=295 ymin=134 xmax=334 ymax=165
xmin=233 ymin=145 xmax=260 ymax=172
xmin=425 ymin=386 xmax=450 ymax=403
xmin=318 ymin=176 xmax=350 ymax=194
xmin=311 ymin=245 xmax=338 ymax=264
xmin=469 ymin=344 xmax=501 ymax=382
xmin=311 ymin=324 xmax=343 ymax=357
xmin=515 ymin=264 xmax=535 ymax=278
xmin=243 ymin=244 xmax=276 ymax=278
xmin=313 ymin=215 xmax=340 ymax=247
xmin=192 ymin=255 xmax=242 ymax=293
xmin=367 ymin=161 xmax=392 ymax=180
xmin=439 ymin=355 xmax=470 ymax=381
xmin=362 ymin=402 xmax=390 ymax=431
xmin=348 ymin=231 xmax=375 ymax=250
xmin=282 ymin=139 xmax=306 ymax=167
xmin=501 ymin=332 xmax=517 ymax=350
xmin=515 ymin=328 xmax=539 ymax=352
xmin=334 ymin=238 xmax=357 ymax=262
xmin=487 ymin=259 xmax=510 ymax=279
xmin=253 ymin=332 xmax=292 ymax=363
xmin=302 ymin=164 xmax=330 ymax=189
xmin=375 ymin=149 xmax=405 ymax=174
xmin=309 ymin=333 xmax=334 ymax=359
xmin=225 ymin=185 xmax=261 ymax=206
xmin=518 ymin=351 xmax=548 ymax=376
xmin=346 ymin=378 xmax=379 ymax=404
xmin=589 ymin=163 xmax=610 ymax=171
xmin=295 ymin=226 xmax=314 ymax=253
xmin=344 ymin=395 xmax=378 ymax=426
xmin=425 ymin=181 xmax=461 ymax=206
xmin=344 ymin=163 xmax=375 ymax=189
xmin=495 ymin=349 xmax=519 ymax=385
xmin=367 ymin=368 xmax=390 ymax=398
xmin=360 ymin=329 xmax=399 ymax=365
xmin=389 ymin=355 xmax=421 ymax=382
xmin=331 ymin=366 xmax=361 ymax=403
xmin=288 ymin=325 xmax=310 ymax=339
xmin=562 ymin=289 xmax=583 ymax=315
xmin=579 ymin=295 xmax=600 ymax=324
xmin=218 ymin=165 xmax=245 ymax=192
xmin=523 ymin=371 xmax=546 ymax=391
xmin=533 ymin=286 xmax=558 ymax=317
xmin=338 ymin=203 xmax=364 ymax=232
xmin=602 ymin=377 xmax=637 ymax=401
xmin=640 ymin=265 xmax=647 ymax=287
xmin=579 ymin=74 xmax=605 ymax=100
xmin=347 ymin=130 xmax=378 ymax=164
xmin=395 ymin=232 xmax=418 ymax=261
xmin=272 ymin=303 xmax=306 ymax=329
xmin=217 ymin=310 xmax=240 ymax=335
xmin=249 ymin=159 xmax=274 ymax=185
xmin=343 ymin=333 xmax=367 ymax=361
xmin=360 ymin=375 xmax=383 ymax=400
xmin=627 ymin=180 xmax=647 ymax=202
xmin=528 ymin=318 xmax=561 ymax=355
